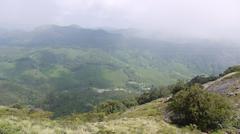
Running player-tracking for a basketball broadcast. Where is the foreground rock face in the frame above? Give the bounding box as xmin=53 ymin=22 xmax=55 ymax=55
xmin=203 ymin=72 xmax=240 ymax=95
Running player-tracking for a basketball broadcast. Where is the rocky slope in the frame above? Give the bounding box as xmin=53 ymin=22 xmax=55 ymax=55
xmin=204 ymin=72 xmax=240 ymax=95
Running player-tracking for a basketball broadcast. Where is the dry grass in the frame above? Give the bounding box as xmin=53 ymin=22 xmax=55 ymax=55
xmin=0 ymin=99 xmax=203 ymax=134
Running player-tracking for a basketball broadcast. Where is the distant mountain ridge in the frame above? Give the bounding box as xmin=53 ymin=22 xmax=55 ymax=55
xmin=0 ymin=25 xmax=123 ymax=48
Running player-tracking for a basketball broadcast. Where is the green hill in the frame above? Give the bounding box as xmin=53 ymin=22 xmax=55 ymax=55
xmin=0 ymin=26 xmax=240 ymax=115
xmin=0 ymin=65 xmax=239 ymax=133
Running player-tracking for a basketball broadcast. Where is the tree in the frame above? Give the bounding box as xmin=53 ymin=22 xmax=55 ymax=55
xmin=168 ymin=85 xmax=233 ymax=131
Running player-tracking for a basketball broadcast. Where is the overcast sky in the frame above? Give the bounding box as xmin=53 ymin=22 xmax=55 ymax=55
xmin=0 ymin=0 xmax=240 ymax=40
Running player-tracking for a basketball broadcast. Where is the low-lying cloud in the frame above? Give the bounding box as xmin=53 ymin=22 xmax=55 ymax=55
xmin=0 ymin=0 xmax=240 ymax=41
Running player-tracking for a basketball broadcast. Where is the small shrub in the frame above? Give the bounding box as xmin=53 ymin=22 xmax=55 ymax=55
xmin=0 ymin=121 xmax=22 ymax=134
xmin=121 ymin=99 xmax=138 ymax=108
xmin=137 ymin=86 xmax=170 ymax=104
xmin=136 ymin=92 xmax=152 ymax=105
xmin=96 ymin=100 xmax=127 ymax=114
xmin=231 ymin=114 xmax=240 ymax=129
xmin=222 ymin=65 xmax=240 ymax=76
xmin=10 ymin=104 xmax=25 ymax=109
xmin=170 ymin=80 xmax=188 ymax=94
xmin=188 ymin=75 xmax=218 ymax=85
xmin=97 ymin=129 xmax=115 ymax=134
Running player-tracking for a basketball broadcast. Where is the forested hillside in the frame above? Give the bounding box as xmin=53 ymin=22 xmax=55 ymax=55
xmin=0 ymin=66 xmax=239 ymax=133
xmin=0 ymin=25 xmax=240 ymax=115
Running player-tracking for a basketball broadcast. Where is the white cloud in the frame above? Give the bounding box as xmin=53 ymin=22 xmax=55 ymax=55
xmin=0 ymin=0 xmax=240 ymax=40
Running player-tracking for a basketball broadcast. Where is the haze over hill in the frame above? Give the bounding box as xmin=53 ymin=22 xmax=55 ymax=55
xmin=0 ymin=0 xmax=240 ymax=133
xmin=0 ymin=0 xmax=240 ymax=42
xmin=0 ymin=25 xmax=239 ymax=115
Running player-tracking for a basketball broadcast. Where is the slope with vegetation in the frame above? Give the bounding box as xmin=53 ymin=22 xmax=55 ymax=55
xmin=0 ymin=99 xmax=202 ymax=134
xmin=0 ymin=66 xmax=239 ymax=133
xmin=0 ymin=25 xmax=240 ymax=116
xmin=0 ymin=26 xmax=240 ymax=133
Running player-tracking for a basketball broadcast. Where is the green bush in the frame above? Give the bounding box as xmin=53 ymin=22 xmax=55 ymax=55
xmin=121 ymin=99 xmax=138 ymax=108
xmin=136 ymin=92 xmax=152 ymax=105
xmin=232 ymin=114 xmax=240 ymax=129
xmin=10 ymin=104 xmax=26 ymax=109
xmin=170 ymin=80 xmax=188 ymax=94
xmin=168 ymin=85 xmax=233 ymax=131
xmin=0 ymin=121 xmax=22 ymax=134
xmin=62 ymin=112 xmax=105 ymax=124
xmin=188 ymin=75 xmax=218 ymax=85
xmin=137 ymin=86 xmax=170 ymax=104
xmin=96 ymin=100 xmax=127 ymax=114
xmin=222 ymin=65 xmax=240 ymax=76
